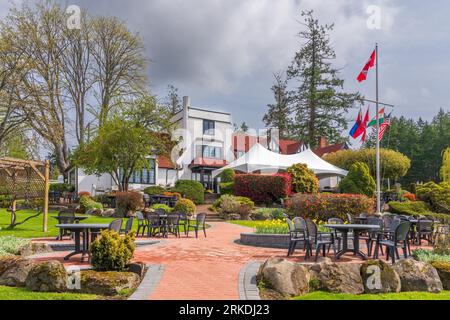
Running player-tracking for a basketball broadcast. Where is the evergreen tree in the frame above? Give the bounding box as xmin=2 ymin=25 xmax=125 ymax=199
xmin=287 ymin=10 xmax=360 ymax=148
xmin=263 ymin=72 xmax=292 ymax=139
xmin=164 ymin=84 xmax=182 ymax=115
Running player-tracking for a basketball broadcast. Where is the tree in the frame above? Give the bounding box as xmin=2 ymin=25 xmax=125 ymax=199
xmin=339 ymin=162 xmax=376 ymax=197
xmin=234 ymin=122 xmax=249 ymax=133
xmin=441 ymin=148 xmax=450 ymax=182
xmin=287 ymin=10 xmax=360 ymax=148
xmin=287 ymin=163 xmax=319 ymax=194
xmin=263 ymin=72 xmax=292 ymax=139
xmin=163 ymin=84 xmax=182 ymax=115
xmin=72 ymin=96 xmax=172 ymax=191
xmin=323 ymin=148 xmax=411 ymax=183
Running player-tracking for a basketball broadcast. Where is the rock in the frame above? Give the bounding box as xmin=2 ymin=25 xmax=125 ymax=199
xmin=317 ymin=263 xmax=364 ymax=294
xmin=361 ymin=260 xmax=401 ymax=294
xmin=79 ymin=270 xmax=140 ymax=296
xmin=0 ymin=257 xmax=37 ymax=287
xmin=19 ymin=243 xmax=52 ymax=257
xmin=431 ymin=261 xmax=450 ymax=290
xmin=25 ymin=260 xmax=68 ymax=292
xmin=102 ymin=209 xmax=115 ymax=217
xmin=127 ymin=262 xmax=146 ymax=279
xmin=0 ymin=256 xmax=21 ymax=275
xmin=393 ymin=259 xmax=442 ymax=293
xmin=257 ymin=258 xmax=310 ymax=297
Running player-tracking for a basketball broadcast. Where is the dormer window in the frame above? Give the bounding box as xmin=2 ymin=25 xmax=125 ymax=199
xmin=203 ymin=120 xmax=215 ymax=135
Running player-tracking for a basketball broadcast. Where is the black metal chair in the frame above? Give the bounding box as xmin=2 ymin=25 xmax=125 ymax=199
xmin=346 ymin=213 xmax=354 ymax=224
xmin=166 ymin=214 xmax=181 ymax=237
xmin=143 ymin=194 xmax=152 ymax=208
xmin=109 ymin=219 xmax=123 ymax=233
xmin=415 ymin=219 xmax=434 ymax=245
xmin=326 ymin=218 xmax=344 ymax=252
xmin=154 ymin=208 xmax=167 ymax=216
xmin=57 ymin=211 xmax=75 ymax=240
xmin=136 ymin=211 xmax=148 ymax=237
xmin=375 ymin=221 xmax=412 ymax=263
xmin=286 ymin=217 xmax=306 ymax=256
xmin=305 ymin=218 xmax=337 ymax=262
xmin=176 ymin=212 xmax=189 ymax=236
xmin=146 ymin=214 xmax=162 ymax=237
xmin=120 ymin=217 xmax=134 ymax=235
xmin=360 ymin=216 xmax=384 ymax=257
xmin=187 ymin=213 xmax=207 ymax=238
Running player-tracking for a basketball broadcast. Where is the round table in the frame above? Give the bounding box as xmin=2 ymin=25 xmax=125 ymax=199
xmin=324 ymin=224 xmax=380 ymax=260
xmin=56 ymin=223 xmax=110 ymax=261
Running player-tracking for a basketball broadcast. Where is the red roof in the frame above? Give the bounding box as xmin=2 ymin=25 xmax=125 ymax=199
xmin=157 ymin=155 xmax=176 ymax=169
xmin=190 ymin=158 xmax=228 ymax=168
xmin=313 ymin=143 xmax=346 ymax=157
xmin=232 ymin=133 xmax=268 ymax=152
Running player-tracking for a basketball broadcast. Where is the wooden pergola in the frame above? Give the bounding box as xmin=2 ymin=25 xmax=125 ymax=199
xmin=0 ymin=157 xmax=50 ymax=232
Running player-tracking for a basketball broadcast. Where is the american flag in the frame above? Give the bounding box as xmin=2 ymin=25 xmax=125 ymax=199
xmin=378 ymin=116 xmax=391 ymax=142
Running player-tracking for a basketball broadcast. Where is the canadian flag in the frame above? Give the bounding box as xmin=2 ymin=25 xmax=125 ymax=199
xmin=357 ymin=50 xmax=376 ymax=82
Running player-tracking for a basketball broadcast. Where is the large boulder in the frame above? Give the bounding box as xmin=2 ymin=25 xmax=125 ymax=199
xmin=431 ymin=261 xmax=450 ymax=290
xmin=360 ymin=260 xmax=401 ymax=294
xmin=127 ymin=262 xmax=146 ymax=279
xmin=101 ymin=209 xmax=116 ymax=217
xmin=79 ymin=270 xmax=140 ymax=296
xmin=25 ymin=260 xmax=68 ymax=292
xmin=393 ymin=259 xmax=442 ymax=293
xmin=317 ymin=262 xmax=364 ymax=294
xmin=0 ymin=257 xmax=37 ymax=287
xmin=257 ymin=258 xmax=310 ymax=297
xmin=19 ymin=243 xmax=52 ymax=257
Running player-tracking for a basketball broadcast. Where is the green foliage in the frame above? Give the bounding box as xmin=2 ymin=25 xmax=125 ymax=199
xmin=79 ymin=195 xmax=103 ymax=213
xmin=49 ymin=183 xmax=75 ymax=193
xmin=143 ymin=186 xmax=166 ymax=195
xmin=0 ymin=195 xmax=12 ymax=208
xmin=220 ymin=169 xmax=235 ymax=183
xmin=215 ymin=195 xmax=254 ymax=219
xmin=0 ymin=236 xmax=30 ymax=256
xmin=115 ymin=192 xmax=143 ymax=216
xmin=339 ymin=162 xmax=376 ymax=197
xmin=173 ymin=198 xmax=196 ymax=215
xmin=286 ymin=193 xmax=374 ymax=221
xmin=251 ymin=208 xmax=286 ymax=221
xmin=150 ymin=204 xmax=172 ymax=213
xmin=173 ymin=180 xmax=204 ymax=204
xmin=287 ymin=163 xmax=319 ymax=194
xmin=410 ymin=183 xmax=417 ymax=195
xmin=293 ymin=290 xmax=450 ymax=300
xmin=417 ymin=182 xmax=450 ymax=213
xmin=441 ymin=148 xmax=450 ymax=182
xmin=388 ymin=201 xmax=450 ymax=222
xmin=219 ymin=182 xmax=234 ymax=195
xmin=255 ymin=219 xmax=289 ymax=234
xmin=90 ymin=230 xmax=136 ymax=271
xmin=324 ymin=148 xmax=411 ymax=182
xmin=412 ymin=249 xmax=450 ymax=263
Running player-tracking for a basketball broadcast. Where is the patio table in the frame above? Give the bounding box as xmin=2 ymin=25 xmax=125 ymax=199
xmin=324 ymin=224 xmax=380 ymax=260
xmin=56 ymin=223 xmax=109 ymax=262
xmin=53 ymin=216 xmax=89 ymax=240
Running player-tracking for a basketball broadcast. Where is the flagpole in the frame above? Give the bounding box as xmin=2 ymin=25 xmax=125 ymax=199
xmin=375 ymin=43 xmax=381 ymax=214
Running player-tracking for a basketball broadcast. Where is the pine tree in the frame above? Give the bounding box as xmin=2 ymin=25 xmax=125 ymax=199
xmin=164 ymin=84 xmax=182 ymax=115
xmin=263 ymin=72 xmax=293 ymax=139
xmin=287 ymin=10 xmax=360 ymax=148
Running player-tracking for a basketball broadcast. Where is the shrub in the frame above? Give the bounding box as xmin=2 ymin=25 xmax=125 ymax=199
xmin=403 ymin=192 xmax=416 ymax=202
xmin=255 ymin=219 xmax=289 ymax=234
xmin=115 ymin=191 xmax=144 ymax=216
xmin=285 ymin=193 xmax=375 ymax=221
xmin=220 ymin=169 xmax=235 ymax=183
xmin=216 ymin=195 xmax=254 ymax=219
xmin=173 ymin=180 xmax=205 ymax=204
xmin=78 ymin=191 xmax=91 ymax=198
xmin=234 ymin=174 xmax=291 ymax=204
xmin=219 ymin=182 xmax=234 ymax=195
xmin=162 ymin=191 xmax=182 ymax=199
xmin=49 ymin=183 xmax=75 ymax=192
xmin=339 ymin=162 xmax=376 ymax=197
xmin=388 ymin=201 xmax=450 ymax=222
xmin=79 ymin=195 xmax=103 ymax=213
xmin=0 ymin=195 xmax=12 ymax=208
xmin=417 ymin=181 xmax=450 ymax=213
xmin=143 ymin=186 xmax=166 ymax=195
xmin=251 ymin=208 xmax=286 ymax=221
xmin=90 ymin=230 xmax=136 ymax=271
xmin=173 ymin=198 xmax=196 ymax=215
xmin=412 ymin=249 xmax=450 ymax=263
xmin=410 ymin=183 xmax=417 ymax=195
xmin=151 ymin=204 xmax=172 ymax=213
xmin=287 ymin=164 xmax=319 ymax=194
xmin=0 ymin=236 xmax=30 ymax=257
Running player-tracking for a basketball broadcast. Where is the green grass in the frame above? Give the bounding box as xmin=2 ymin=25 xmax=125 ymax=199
xmin=293 ymin=291 xmax=450 ymax=300
xmin=0 ymin=285 xmax=99 ymax=300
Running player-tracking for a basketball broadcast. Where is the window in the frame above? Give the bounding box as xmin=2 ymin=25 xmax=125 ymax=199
xmin=122 ymin=158 xmax=156 ymax=185
xmin=203 ymin=120 xmax=215 ymax=135
xmin=201 ymin=145 xmax=222 ymax=159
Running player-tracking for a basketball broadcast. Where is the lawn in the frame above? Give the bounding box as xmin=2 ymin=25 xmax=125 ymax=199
xmin=293 ymin=291 xmax=450 ymax=300
xmin=0 ymin=285 xmax=99 ymax=300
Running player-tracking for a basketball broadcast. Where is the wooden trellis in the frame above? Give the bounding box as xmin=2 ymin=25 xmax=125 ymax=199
xmin=0 ymin=157 xmax=50 ymax=232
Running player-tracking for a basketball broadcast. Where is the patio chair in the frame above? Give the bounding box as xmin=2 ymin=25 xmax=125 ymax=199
xmin=57 ymin=211 xmax=75 ymax=240
xmin=346 ymin=213 xmax=354 ymax=224
xmin=326 ymin=218 xmax=344 ymax=252
xmin=176 ymin=212 xmax=189 ymax=236
xmin=305 ymin=218 xmax=337 ymax=262
xmin=146 ymin=214 xmax=162 ymax=237
xmin=120 ymin=217 xmax=135 ymax=235
xmin=154 ymin=208 xmax=167 ymax=216
xmin=143 ymin=194 xmax=152 ymax=208
xmin=169 ymin=196 xmax=178 ymax=208
xmin=286 ymin=217 xmax=306 ymax=256
xmin=136 ymin=211 xmax=148 ymax=237
xmin=187 ymin=213 xmax=207 ymax=238
xmin=166 ymin=214 xmax=181 ymax=237
xmin=360 ymin=216 xmax=384 ymax=257
xmin=109 ymin=219 xmax=123 ymax=233
xmin=374 ymin=221 xmax=412 ymax=263
xmin=415 ymin=219 xmax=434 ymax=245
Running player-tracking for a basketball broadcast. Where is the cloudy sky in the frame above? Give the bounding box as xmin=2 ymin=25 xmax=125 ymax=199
xmin=1 ymin=0 xmax=449 ymax=133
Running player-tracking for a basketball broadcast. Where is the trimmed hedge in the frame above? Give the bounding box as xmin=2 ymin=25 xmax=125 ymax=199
xmin=287 ymin=164 xmax=319 ymax=194
xmin=173 ymin=198 xmax=196 ymax=215
xmin=219 ymin=182 xmax=234 ymax=195
xmin=388 ymin=201 xmax=450 ymax=222
xmin=143 ymin=186 xmax=166 ymax=195
xmin=220 ymin=169 xmax=235 ymax=183
xmin=173 ymin=180 xmax=205 ymax=204
xmin=285 ymin=193 xmax=375 ymax=221
xmin=49 ymin=183 xmax=75 ymax=193
xmin=234 ymin=174 xmax=291 ymax=204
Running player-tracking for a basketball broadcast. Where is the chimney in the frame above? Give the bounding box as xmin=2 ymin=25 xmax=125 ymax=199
xmin=319 ymin=136 xmax=328 ymax=149
xmin=182 ymin=96 xmax=190 ymax=130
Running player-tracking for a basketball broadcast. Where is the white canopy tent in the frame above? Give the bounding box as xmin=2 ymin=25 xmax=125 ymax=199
xmin=212 ymin=143 xmax=348 ymax=179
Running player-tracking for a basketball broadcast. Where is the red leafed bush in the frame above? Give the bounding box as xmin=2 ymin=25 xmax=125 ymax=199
xmin=78 ymin=191 xmax=91 ymax=198
xmin=285 ymin=193 xmax=375 ymax=221
xmin=403 ymin=192 xmax=417 ymax=202
xmin=234 ymin=174 xmax=292 ymax=204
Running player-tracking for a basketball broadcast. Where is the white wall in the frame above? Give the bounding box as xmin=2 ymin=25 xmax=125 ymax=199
xmin=77 ymin=169 xmax=114 ymax=195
